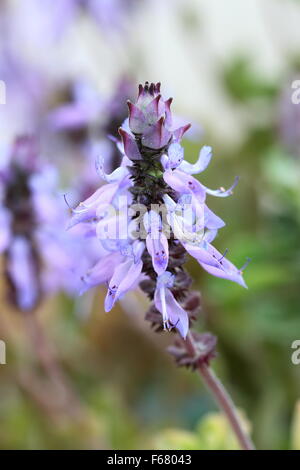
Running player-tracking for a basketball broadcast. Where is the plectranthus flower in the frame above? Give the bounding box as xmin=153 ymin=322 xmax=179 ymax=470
xmin=0 ymin=136 xmax=96 ymax=311
xmin=70 ymin=82 xmax=249 ymax=340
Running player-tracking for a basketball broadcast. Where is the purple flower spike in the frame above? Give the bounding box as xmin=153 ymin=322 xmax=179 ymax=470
xmin=72 ymin=83 xmax=248 ymax=338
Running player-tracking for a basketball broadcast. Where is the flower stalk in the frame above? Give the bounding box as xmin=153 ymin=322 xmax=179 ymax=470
xmin=183 ymin=332 xmax=255 ymax=450
xmin=69 ymin=81 xmax=254 ymax=449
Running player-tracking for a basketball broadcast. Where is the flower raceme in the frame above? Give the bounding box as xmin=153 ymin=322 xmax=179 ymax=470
xmin=0 ymin=136 xmax=97 ymax=311
xmin=69 ymin=82 xmax=249 ymax=339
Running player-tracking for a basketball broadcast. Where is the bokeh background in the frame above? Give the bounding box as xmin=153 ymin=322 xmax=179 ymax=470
xmin=0 ymin=0 xmax=300 ymax=450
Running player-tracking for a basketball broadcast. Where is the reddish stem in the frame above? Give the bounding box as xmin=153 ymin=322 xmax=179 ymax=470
xmin=184 ymin=332 xmax=255 ymax=450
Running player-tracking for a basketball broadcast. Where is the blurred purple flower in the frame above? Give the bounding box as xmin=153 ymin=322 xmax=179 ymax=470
xmin=0 ymin=136 xmax=97 ymax=311
xmin=16 ymin=0 xmax=139 ymax=43
xmin=44 ymin=78 xmax=135 ymax=198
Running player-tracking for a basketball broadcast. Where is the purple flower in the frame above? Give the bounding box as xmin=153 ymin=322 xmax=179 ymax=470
xmin=154 ymin=272 xmax=189 ymax=339
xmin=71 ymin=82 xmax=249 ymax=337
xmin=104 ymin=240 xmax=144 ymax=312
xmin=16 ymin=0 xmax=139 ymax=44
xmin=0 ymin=136 xmax=97 ymax=311
xmin=7 ymin=236 xmax=40 ymax=311
xmin=47 ymin=81 xmax=103 ymax=132
xmin=143 ymin=211 xmax=169 ymax=275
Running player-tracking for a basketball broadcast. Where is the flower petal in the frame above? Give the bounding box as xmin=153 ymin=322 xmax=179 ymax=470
xmin=199 ymin=262 xmax=247 ymax=288
xmin=173 ymin=123 xmax=191 ymax=141
xmin=144 ymin=95 xmax=164 ymax=124
xmin=204 ymin=176 xmax=239 ymax=198
xmin=204 ymin=205 xmax=225 ymax=229
xmin=118 ymin=128 xmax=142 ymax=160
xmin=179 ymin=145 xmax=212 ymax=174
xmin=127 ymin=101 xmax=147 ymax=134
xmin=154 ymin=285 xmax=189 ymax=338
xmin=184 ymin=241 xmax=247 ymax=288
xmin=146 ymin=233 xmax=169 ymax=275
xmin=163 ymin=169 xmax=206 ymax=203
xmin=105 ymin=258 xmax=143 ymax=311
xmin=82 ymin=252 xmax=122 ymax=292
xmin=142 ymin=117 xmax=171 ymax=149
xmin=167 ymin=142 xmax=184 ymax=169
xmin=95 ymin=155 xmax=129 ymax=183
xmin=67 ymin=183 xmax=120 ymax=229
xmin=164 ymin=97 xmax=173 ymax=128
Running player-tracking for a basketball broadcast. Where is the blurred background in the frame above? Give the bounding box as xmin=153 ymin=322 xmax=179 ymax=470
xmin=0 ymin=0 xmax=300 ymax=450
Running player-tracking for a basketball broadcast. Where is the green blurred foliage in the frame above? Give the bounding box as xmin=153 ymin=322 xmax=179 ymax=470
xmin=222 ymin=56 xmax=278 ymax=103
xmin=153 ymin=411 xmax=250 ymax=450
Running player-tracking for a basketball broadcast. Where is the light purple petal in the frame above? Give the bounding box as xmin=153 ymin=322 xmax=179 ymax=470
xmin=184 ymin=241 xmax=247 ymax=288
xmin=167 ymin=142 xmax=184 ymax=169
xmin=67 ymin=183 xmax=120 ymax=229
xmin=199 ymin=262 xmax=247 ymax=288
xmin=163 ymin=169 xmax=206 ymax=203
xmin=204 ymin=176 xmax=239 ymax=198
xmin=95 ymin=154 xmax=129 ymax=183
xmin=179 ymin=145 xmax=212 ymax=174
xmin=154 ymin=285 xmax=189 ymax=339
xmin=203 ymin=229 xmax=218 ymax=244
xmin=105 ymin=257 xmax=143 ymax=312
xmin=146 ymin=233 xmax=168 ymax=275
xmin=204 ymin=205 xmax=225 ymax=229
xmin=82 ymin=252 xmax=122 ymax=291
xmin=117 ymin=259 xmax=143 ymax=294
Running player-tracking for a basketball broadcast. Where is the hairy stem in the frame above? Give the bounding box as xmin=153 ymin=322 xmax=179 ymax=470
xmin=184 ymin=332 xmax=255 ymax=450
